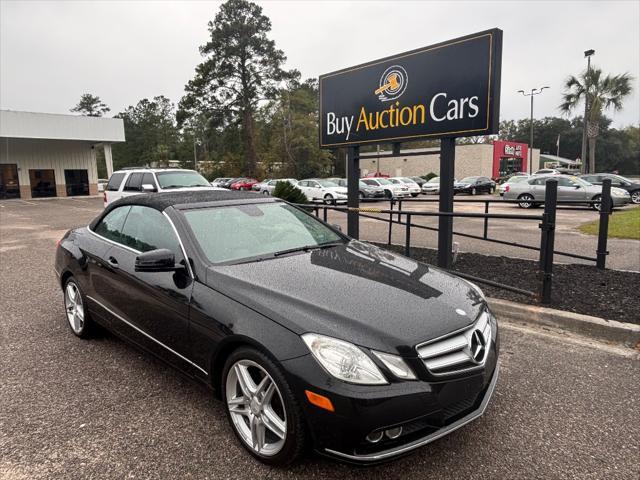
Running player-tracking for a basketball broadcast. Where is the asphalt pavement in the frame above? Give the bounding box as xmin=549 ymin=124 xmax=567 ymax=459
xmin=1 ymin=197 xmax=639 ymax=479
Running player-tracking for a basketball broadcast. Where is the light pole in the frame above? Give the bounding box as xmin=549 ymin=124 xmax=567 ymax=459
xmin=518 ymin=87 xmax=550 ymax=174
xmin=581 ymin=49 xmax=595 ymax=173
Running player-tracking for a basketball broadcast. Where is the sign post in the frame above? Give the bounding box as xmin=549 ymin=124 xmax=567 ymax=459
xmin=319 ymin=29 xmax=502 ymax=263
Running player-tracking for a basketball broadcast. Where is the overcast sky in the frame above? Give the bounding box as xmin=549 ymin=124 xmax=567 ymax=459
xmin=1 ymin=0 xmax=639 ymax=127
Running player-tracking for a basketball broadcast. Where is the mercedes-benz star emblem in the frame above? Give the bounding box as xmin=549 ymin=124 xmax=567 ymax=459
xmin=469 ymin=329 xmax=486 ymax=363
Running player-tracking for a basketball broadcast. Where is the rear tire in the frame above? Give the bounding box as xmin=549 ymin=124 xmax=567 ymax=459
xmin=222 ymin=347 xmax=307 ymax=466
xmin=631 ymin=190 xmax=640 ymax=204
xmin=324 ymin=194 xmax=335 ymax=205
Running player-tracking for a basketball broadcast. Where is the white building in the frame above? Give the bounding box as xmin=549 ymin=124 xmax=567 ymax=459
xmin=0 ymin=110 xmax=125 ymax=199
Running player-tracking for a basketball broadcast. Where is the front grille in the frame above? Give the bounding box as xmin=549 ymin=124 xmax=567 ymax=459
xmin=416 ymin=311 xmax=492 ymax=376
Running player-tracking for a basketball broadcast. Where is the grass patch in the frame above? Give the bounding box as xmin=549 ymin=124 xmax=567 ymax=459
xmin=579 ymin=207 xmax=640 ymax=240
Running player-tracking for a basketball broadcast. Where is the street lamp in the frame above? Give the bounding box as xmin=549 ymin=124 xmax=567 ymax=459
xmin=581 ymin=49 xmax=595 ymax=173
xmin=518 ymin=86 xmax=550 ymax=174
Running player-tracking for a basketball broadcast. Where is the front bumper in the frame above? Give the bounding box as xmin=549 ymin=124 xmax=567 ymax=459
xmin=281 ymin=329 xmax=499 ymax=464
xmin=362 ymin=190 xmax=385 ymax=199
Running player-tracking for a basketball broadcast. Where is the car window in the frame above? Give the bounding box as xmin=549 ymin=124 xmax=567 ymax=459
xmin=93 ymin=206 xmax=131 ymax=242
xmin=156 ymin=171 xmax=210 ymax=188
xmin=141 ymin=173 xmax=157 ymax=191
xmin=184 ymin=203 xmax=343 ymax=264
xmin=362 ymin=180 xmax=377 ymax=186
xmin=428 ymin=177 xmax=439 ymax=183
xmin=529 ymin=178 xmax=543 ymax=186
xmin=119 ymin=206 xmax=181 ymax=253
xmin=124 ymin=172 xmax=143 ymax=192
xmin=106 ymin=172 xmax=126 ymax=191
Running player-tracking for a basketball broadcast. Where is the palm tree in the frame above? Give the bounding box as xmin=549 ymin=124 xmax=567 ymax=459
xmin=559 ymin=67 xmax=633 ymax=172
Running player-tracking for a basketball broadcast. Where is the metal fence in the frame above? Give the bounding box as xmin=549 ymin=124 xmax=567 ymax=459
xmin=296 ymin=179 xmax=615 ymax=304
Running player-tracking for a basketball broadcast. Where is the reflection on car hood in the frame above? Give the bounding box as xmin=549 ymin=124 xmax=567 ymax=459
xmin=206 ymin=241 xmax=484 ymax=353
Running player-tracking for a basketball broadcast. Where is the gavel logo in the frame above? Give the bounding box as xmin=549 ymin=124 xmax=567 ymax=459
xmin=375 ymin=65 xmax=408 ymax=102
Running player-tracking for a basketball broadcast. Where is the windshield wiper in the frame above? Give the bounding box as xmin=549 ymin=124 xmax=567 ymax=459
xmin=273 ymin=242 xmax=342 ymax=257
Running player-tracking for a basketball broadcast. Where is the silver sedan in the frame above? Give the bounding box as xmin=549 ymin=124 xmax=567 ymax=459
xmin=503 ymin=174 xmax=631 ymax=209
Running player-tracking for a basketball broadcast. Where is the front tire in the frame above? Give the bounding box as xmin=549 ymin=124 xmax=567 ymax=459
xmin=631 ymin=190 xmax=640 ymax=204
xmin=63 ymin=278 xmax=93 ymax=338
xmin=592 ymin=194 xmax=602 ymax=211
xmin=471 ymin=187 xmax=477 ymax=195
xmin=222 ymin=347 xmax=306 ymax=466
xmin=518 ymin=193 xmax=534 ymax=209
xmin=323 ymin=194 xmax=335 ymax=205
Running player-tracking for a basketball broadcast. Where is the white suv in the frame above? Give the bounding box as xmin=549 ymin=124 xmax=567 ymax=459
xmin=103 ymin=168 xmax=221 ymax=207
xmin=297 ymin=179 xmax=348 ymax=204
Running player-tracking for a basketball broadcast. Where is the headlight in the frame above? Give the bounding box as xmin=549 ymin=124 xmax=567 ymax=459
xmin=302 ymin=333 xmax=387 ymax=385
xmin=371 ymin=351 xmax=417 ymax=380
xmin=611 ymin=188 xmax=628 ymax=197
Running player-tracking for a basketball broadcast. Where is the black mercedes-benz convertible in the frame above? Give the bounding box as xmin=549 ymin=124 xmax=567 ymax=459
xmin=54 ymin=190 xmax=499 ymax=465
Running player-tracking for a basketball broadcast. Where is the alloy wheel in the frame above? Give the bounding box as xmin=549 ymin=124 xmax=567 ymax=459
xmin=471 ymin=187 xmax=476 ymax=195
xmin=64 ymin=281 xmax=85 ymax=334
xmin=518 ymin=194 xmax=533 ymax=209
xmin=226 ymin=360 xmax=287 ymax=457
xmin=631 ymin=191 xmax=640 ymax=204
xmin=592 ymin=195 xmax=602 ymax=211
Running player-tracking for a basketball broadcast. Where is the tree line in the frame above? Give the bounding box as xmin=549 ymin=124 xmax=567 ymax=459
xmin=69 ymin=0 xmax=638 ymax=178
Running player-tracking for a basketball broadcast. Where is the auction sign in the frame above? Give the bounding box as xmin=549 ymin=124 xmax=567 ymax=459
xmin=319 ymin=29 xmax=502 ymax=147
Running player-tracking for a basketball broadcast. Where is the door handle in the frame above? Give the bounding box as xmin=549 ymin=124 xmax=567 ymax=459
xmin=107 ymin=256 xmax=119 ymax=269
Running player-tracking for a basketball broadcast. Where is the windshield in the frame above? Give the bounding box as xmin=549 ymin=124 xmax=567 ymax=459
xmin=569 ymin=176 xmax=592 ymax=186
xmin=376 ymin=178 xmax=392 ymax=185
xmin=460 ymin=177 xmax=478 ymax=183
xmin=428 ymin=177 xmax=439 ymax=183
xmin=183 ymin=203 xmax=344 ymax=264
xmin=156 ymin=171 xmax=210 ymax=188
xmin=400 ymin=178 xmax=415 ymax=183
xmin=316 ymin=180 xmax=339 ymax=187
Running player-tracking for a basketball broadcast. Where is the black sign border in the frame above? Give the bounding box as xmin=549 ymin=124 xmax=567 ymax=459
xmin=319 ymin=28 xmax=502 ymax=148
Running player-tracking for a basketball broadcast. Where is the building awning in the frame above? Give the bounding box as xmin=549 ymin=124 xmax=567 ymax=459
xmin=0 ymin=110 xmax=125 ymax=143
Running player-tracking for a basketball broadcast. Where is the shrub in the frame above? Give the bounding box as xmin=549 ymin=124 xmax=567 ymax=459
xmin=272 ymin=181 xmax=308 ymax=204
xmin=421 ymin=172 xmax=438 ymax=181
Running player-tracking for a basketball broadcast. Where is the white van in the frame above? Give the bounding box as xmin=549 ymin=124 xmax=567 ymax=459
xmin=103 ymin=168 xmax=221 ymax=207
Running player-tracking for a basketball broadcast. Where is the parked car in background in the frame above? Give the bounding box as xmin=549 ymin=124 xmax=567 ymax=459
xmin=361 ymin=178 xmax=410 ymax=199
xmin=454 ymin=176 xmax=495 ymax=195
xmin=97 ymin=178 xmax=109 ymax=192
xmin=422 ymin=177 xmax=440 ymax=194
xmin=327 ymin=178 xmax=386 ymax=201
xmin=56 ymin=190 xmax=498 ymax=466
xmin=211 ymin=177 xmax=232 ymax=187
xmin=363 ymin=172 xmax=390 ymax=178
xmin=103 ymin=168 xmax=221 ymax=207
xmin=252 ymin=179 xmax=271 ymax=191
xmin=297 ymin=179 xmax=347 ymax=204
xmin=503 ymin=174 xmax=631 ymax=209
xmin=497 ymin=175 xmax=529 ymax=196
xmin=259 ymin=178 xmax=297 ymax=195
xmin=580 ymin=173 xmax=640 ymax=204
xmin=390 ymin=177 xmax=422 ymax=197
xmin=533 ymin=169 xmax=561 ymax=175
xmin=230 ymin=178 xmax=259 ymax=191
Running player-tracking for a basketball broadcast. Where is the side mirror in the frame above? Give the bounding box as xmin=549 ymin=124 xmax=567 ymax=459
xmin=574 ymin=185 xmax=581 ymax=189
xmin=331 ymin=224 xmax=342 ymax=232
xmin=135 ymin=248 xmax=178 ymax=272
xmin=142 ymin=184 xmax=157 ymax=192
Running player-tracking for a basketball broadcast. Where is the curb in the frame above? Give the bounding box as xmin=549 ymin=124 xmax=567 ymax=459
xmin=488 ymin=297 xmax=640 ymax=347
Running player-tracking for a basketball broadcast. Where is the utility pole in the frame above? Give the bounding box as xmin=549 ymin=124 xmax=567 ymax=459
xmin=581 ymin=49 xmax=595 ymax=173
xmin=518 ymin=87 xmax=549 ymax=174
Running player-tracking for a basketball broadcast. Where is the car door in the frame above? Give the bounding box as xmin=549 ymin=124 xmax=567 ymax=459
xmin=529 ymin=178 xmax=545 ymax=200
xmin=555 ymin=177 xmax=584 ymax=202
xmin=95 ymin=205 xmax=195 ymax=373
xmin=121 ymin=172 xmax=144 ymax=199
xmin=307 ymin=181 xmax=322 ymax=200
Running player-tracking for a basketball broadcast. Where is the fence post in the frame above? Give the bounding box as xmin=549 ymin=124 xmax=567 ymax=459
xmin=596 ymin=178 xmax=612 ymax=269
xmin=539 ymin=180 xmax=557 ymax=304
xmin=405 ymin=213 xmax=411 ymax=257
xmin=388 ymin=198 xmax=394 ymax=245
xmin=397 ymin=198 xmax=403 ymax=223
xmin=314 ymin=206 xmax=319 ymax=217
xmin=323 ymin=206 xmax=328 ymax=223
xmin=483 ymin=201 xmax=489 ymax=239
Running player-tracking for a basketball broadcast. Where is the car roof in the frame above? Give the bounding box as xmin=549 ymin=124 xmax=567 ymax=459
xmin=90 ymin=191 xmax=272 ymax=230
xmin=113 ymin=168 xmax=195 ymax=174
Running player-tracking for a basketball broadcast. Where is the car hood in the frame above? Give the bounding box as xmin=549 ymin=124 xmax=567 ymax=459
xmin=205 ymin=241 xmax=485 ymax=354
xmin=326 ymin=187 xmax=347 ymax=194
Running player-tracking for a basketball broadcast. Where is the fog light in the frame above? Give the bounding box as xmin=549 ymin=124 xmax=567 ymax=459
xmin=385 ymin=426 xmax=403 ymax=439
xmin=366 ymin=430 xmax=384 ymax=443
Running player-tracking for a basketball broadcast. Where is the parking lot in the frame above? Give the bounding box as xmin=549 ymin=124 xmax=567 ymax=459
xmin=1 ymin=197 xmax=639 ymax=479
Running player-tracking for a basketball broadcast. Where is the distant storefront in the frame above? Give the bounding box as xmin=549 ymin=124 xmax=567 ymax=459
xmin=0 ymin=110 xmax=125 ymax=200
xmin=359 ymin=141 xmax=539 ymax=180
